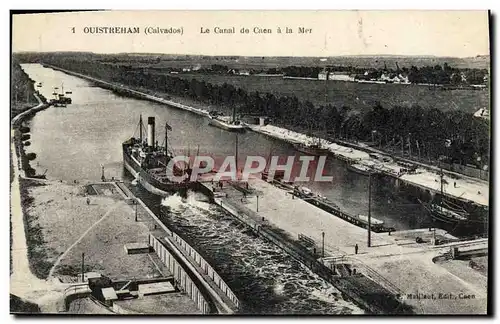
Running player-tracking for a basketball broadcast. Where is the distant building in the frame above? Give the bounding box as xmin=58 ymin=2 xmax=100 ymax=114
xmin=238 ymin=70 xmax=250 ymax=76
xmin=460 ymin=72 xmax=468 ymax=83
xmin=473 ymin=108 xmax=489 ymax=120
xmin=380 ymin=73 xmax=409 ymax=84
xmin=328 ymin=71 xmax=355 ymax=82
xmin=318 ymin=70 xmax=355 ymax=82
xmin=182 ymin=67 xmax=191 ymax=72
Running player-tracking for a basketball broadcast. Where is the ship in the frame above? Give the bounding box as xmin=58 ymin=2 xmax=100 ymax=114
xmin=49 ymin=84 xmax=72 ymax=106
xmin=418 ymin=169 xmax=486 ymax=226
xmin=358 ymin=214 xmax=384 ymax=227
xmin=122 ymin=115 xmax=193 ymax=196
xmin=208 ymin=107 xmax=246 ymax=132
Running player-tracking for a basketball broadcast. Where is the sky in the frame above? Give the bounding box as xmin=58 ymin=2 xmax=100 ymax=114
xmin=12 ymin=10 xmax=490 ymax=57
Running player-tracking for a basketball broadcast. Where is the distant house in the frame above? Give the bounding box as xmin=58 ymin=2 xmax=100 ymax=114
xmin=394 ymin=74 xmax=410 ymax=84
xmin=380 ymin=73 xmax=409 ymax=84
xmin=318 ymin=71 xmax=328 ymax=80
xmin=460 ymin=72 xmax=468 ymax=83
xmin=473 ymin=108 xmax=490 ymax=120
xmin=238 ymin=70 xmax=250 ymax=76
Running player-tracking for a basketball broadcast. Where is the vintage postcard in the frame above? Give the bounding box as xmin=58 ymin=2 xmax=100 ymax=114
xmin=10 ymin=10 xmax=490 ymax=315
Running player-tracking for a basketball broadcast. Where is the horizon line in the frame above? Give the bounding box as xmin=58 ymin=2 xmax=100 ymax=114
xmin=12 ymin=50 xmax=490 ymax=60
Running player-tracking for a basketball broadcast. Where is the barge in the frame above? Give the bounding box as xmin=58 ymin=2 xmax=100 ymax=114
xmin=290 ymin=185 xmax=388 ymax=232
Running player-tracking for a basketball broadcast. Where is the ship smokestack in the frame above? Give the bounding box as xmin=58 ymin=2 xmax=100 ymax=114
xmin=147 ymin=117 xmax=155 ymax=148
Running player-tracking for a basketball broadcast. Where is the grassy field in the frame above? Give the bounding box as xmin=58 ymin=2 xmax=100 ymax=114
xmin=176 ymin=73 xmax=489 ymax=113
xmin=99 ymin=54 xmax=490 ymax=70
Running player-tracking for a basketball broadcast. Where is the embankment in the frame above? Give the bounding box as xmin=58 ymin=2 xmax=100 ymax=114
xmin=11 ymin=90 xmax=52 ymax=279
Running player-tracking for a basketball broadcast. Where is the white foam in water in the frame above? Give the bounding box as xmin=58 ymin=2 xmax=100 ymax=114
xmin=162 ymin=191 xmax=212 ymax=213
xmin=273 ymin=282 xmax=285 ymax=296
xmin=161 ymin=193 xmax=186 ymax=211
xmin=185 ymin=191 xmax=212 ymax=212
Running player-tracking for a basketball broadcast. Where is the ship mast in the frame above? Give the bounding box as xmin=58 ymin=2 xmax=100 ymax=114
xmin=165 ymin=122 xmax=170 ymax=177
xmin=165 ymin=122 xmax=169 ymax=155
xmin=235 ymin=133 xmax=239 ymax=178
xmin=439 ymin=166 xmax=444 ymax=213
xmin=139 ymin=114 xmax=143 ymax=144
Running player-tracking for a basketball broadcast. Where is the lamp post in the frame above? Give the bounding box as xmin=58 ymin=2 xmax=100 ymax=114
xmin=135 ymin=200 xmax=138 ymax=222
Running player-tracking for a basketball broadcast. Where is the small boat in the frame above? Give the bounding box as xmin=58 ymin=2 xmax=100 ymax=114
xmin=292 ymin=186 xmax=315 ymax=198
xmin=358 ymin=214 xmax=384 ymax=226
xmin=293 ymin=142 xmax=330 ymax=156
xmin=347 ymin=163 xmax=373 ymax=176
xmin=65 ymin=91 xmax=72 ymax=94
xmin=208 ymin=111 xmax=246 ymax=132
xmin=36 ymin=82 xmax=42 ymax=87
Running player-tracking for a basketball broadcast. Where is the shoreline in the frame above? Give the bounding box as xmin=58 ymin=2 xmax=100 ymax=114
xmin=41 ymin=64 xmax=488 ymax=208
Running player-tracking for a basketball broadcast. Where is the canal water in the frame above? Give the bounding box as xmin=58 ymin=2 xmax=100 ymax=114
xmin=129 ymin=186 xmax=362 ymax=314
xmin=21 ymin=63 xmax=430 ymax=231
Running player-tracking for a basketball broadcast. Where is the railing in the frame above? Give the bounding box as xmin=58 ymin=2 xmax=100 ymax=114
xmin=170 ymin=232 xmax=240 ymax=308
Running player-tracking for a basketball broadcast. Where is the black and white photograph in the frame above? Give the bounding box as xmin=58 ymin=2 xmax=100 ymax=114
xmin=9 ymin=10 xmax=491 ymax=315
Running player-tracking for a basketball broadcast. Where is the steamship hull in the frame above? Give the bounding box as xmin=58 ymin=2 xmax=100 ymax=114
xmin=122 ymin=143 xmax=192 ymax=196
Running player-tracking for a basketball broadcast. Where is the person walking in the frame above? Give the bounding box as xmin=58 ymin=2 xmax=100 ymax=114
xmin=354 ymin=244 xmax=359 ymax=255
xmin=86 ymin=197 xmax=90 ymax=205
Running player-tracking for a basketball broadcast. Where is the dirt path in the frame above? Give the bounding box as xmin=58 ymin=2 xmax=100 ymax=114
xmin=48 ymin=201 xmax=121 ymax=279
xmin=10 ymin=127 xmax=56 ymax=302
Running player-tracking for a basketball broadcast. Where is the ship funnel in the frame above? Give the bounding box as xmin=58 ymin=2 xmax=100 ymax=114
xmin=147 ymin=117 xmax=155 ymax=148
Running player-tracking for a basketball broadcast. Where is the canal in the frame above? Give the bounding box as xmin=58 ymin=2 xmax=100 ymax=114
xmin=21 ymin=63 xmax=430 ymax=231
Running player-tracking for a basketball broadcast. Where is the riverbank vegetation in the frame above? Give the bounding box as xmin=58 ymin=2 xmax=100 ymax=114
xmin=29 ymin=54 xmax=490 ymax=167
xmin=11 ymin=59 xmax=38 ymax=117
xmin=10 ymin=294 xmax=41 ymax=313
xmin=19 ymin=178 xmax=53 ymax=279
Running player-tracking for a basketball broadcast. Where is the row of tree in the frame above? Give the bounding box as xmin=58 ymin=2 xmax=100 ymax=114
xmin=40 ymin=55 xmax=489 ymax=166
xmin=11 ymin=61 xmax=38 ymax=116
